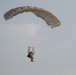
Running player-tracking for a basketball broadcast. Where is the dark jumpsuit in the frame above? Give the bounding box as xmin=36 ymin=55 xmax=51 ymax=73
xmin=27 ymin=49 xmax=35 ymax=62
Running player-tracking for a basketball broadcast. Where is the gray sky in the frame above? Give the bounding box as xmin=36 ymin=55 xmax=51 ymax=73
xmin=0 ymin=0 xmax=76 ymax=75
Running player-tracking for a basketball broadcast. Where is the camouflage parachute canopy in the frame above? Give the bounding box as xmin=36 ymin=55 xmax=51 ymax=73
xmin=4 ymin=6 xmax=61 ymax=28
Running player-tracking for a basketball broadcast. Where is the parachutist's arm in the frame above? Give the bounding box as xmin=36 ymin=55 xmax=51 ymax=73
xmin=32 ymin=47 xmax=34 ymax=51
xmin=32 ymin=50 xmax=35 ymax=55
xmin=28 ymin=46 xmax=30 ymax=53
xmin=32 ymin=47 xmax=35 ymax=55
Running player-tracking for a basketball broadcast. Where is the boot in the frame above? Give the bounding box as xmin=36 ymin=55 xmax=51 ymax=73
xmin=31 ymin=59 xmax=33 ymax=62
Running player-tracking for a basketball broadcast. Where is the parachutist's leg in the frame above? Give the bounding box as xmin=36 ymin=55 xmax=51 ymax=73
xmin=31 ymin=59 xmax=33 ymax=62
xmin=31 ymin=56 xmax=34 ymax=62
xmin=31 ymin=57 xmax=34 ymax=62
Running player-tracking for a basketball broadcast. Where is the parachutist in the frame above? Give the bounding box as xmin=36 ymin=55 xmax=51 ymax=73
xmin=27 ymin=46 xmax=35 ymax=62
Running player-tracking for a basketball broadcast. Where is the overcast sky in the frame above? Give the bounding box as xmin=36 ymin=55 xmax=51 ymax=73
xmin=0 ymin=0 xmax=76 ymax=75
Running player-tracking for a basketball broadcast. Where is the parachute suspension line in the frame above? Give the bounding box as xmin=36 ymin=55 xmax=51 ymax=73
xmin=28 ymin=46 xmax=30 ymax=52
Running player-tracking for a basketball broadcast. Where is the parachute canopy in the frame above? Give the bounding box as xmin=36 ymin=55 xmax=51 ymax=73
xmin=4 ymin=6 xmax=61 ymax=28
